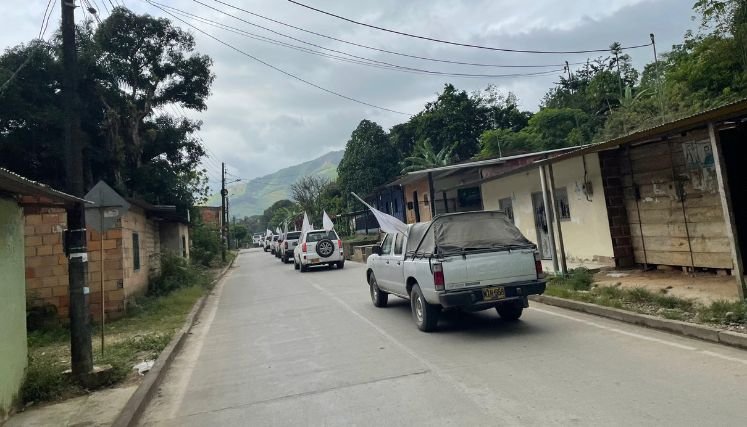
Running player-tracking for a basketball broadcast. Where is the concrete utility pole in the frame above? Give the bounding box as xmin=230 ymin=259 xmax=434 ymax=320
xmin=61 ymin=0 xmax=93 ymax=377
xmin=221 ymin=162 xmax=227 ymax=262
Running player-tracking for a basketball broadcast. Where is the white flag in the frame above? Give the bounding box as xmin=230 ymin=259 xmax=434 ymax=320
xmin=275 ymin=226 xmax=282 ymax=235
xmin=323 ymin=211 xmax=334 ymax=232
xmin=351 ymin=192 xmax=409 ymax=235
xmin=266 ymin=229 xmax=272 ymax=237
xmin=301 ymin=212 xmax=311 ymax=235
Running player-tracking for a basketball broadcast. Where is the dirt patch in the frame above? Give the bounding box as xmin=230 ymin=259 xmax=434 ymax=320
xmin=594 ymin=269 xmax=740 ymax=304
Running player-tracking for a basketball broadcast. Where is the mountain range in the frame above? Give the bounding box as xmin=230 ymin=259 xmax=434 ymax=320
xmin=207 ymin=150 xmax=344 ymax=218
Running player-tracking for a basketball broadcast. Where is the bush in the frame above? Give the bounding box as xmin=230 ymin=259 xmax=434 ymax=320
xmin=548 ymin=268 xmax=594 ymax=291
xmin=190 ymin=224 xmax=223 ymax=267
xmin=149 ymin=253 xmax=210 ymax=296
xmin=698 ymin=299 xmax=747 ymax=324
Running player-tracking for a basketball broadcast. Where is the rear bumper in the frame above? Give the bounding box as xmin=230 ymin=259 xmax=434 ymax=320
xmin=438 ymin=280 xmax=546 ymax=309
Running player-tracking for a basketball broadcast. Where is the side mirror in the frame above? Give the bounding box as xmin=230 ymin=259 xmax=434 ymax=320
xmin=373 ymin=246 xmax=382 ymax=256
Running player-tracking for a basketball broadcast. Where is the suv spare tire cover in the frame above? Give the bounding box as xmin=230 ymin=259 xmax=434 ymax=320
xmin=316 ymin=239 xmax=335 ymax=258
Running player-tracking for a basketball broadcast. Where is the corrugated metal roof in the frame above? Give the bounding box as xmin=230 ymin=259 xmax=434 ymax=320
xmin=388 ymin=146 xmax=583 ymax=186
xmin=0 ymin=168 xmax=90 ymax=205
xmin=534 ymin=97 xmax=747 ymax=166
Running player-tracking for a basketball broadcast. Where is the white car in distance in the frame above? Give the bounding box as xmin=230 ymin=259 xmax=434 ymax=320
xmin=294 ymin=229 xmax=344 ymax=272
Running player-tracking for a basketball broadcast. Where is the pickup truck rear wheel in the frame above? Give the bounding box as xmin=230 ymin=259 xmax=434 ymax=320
xmin=496 ymin=301 xmax=523 ymax=321
xmin=368 ymin=273 xmax=388 ymax=307
xmin=411 ymin=284 xmax=440 ymax=332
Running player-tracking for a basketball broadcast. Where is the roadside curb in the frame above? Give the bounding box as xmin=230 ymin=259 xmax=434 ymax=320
xmin=530 ymin=295 xmax=747 ymax=351
xmin=112 ymin=256 xmax=236 ymax=427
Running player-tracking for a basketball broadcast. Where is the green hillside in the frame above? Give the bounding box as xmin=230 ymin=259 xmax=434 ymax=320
xmin=207 ymin=150 xmax=343 ymax=218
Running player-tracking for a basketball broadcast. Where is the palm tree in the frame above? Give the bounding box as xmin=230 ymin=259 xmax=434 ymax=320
xmin=401 ymin=139 xmax=457 ymax=173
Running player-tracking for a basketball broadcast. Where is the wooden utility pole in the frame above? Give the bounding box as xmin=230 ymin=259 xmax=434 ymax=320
xmin=61 ymin=0 xmax=93 ymax=377
xmin=221 ymin=162 xmax=227 ymax=262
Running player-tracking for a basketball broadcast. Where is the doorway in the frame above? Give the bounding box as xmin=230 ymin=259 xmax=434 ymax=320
xmin=719 ymin=125 xmax=747 ymax=273
xmin=531 ymin=192 xmax=552 ymax=260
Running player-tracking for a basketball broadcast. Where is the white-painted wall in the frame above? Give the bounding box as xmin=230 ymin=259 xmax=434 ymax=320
xmin=481 ymin=153 xmax=615 ymax=264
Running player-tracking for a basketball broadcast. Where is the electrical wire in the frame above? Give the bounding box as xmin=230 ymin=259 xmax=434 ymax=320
xmin=204 ymin=0 xmax=586 ymax=68
xmin=287 ymin=0 xmax=653 ymax=54
xmin=41 ymin=0 xmax=58 ymax=39
xmin=91 ymin=0 xmax=109 ymax=15
xmin=148 ymin=1 xmax=411 ymax=116
xmin=155 ymin=3 xmax=562 ymax=79
xmin=39 ymin=0 xmax=55 ymax=39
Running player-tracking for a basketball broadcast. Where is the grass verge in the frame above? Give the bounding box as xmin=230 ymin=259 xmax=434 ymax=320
xmin=21 ymin=255 xmax=224 ymax=404
xmin=546 ymin=269 xmax=747 ymax=328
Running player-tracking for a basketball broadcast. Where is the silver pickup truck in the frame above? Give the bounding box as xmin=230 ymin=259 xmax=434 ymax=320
xmin=366 ymin=211 xmax=546 ymax=332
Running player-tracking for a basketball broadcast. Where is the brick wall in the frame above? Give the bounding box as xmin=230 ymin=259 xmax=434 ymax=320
xmin=86 ymin=227 xmax=124 ymax=319
xmin=599 ymin=149 xmax=635 ymax=267
xmin=121 ymin=206 xmax=160 ymax=301
xmin=198 ymin=206 xmax=221 ymax=228
xmin=23 ymin=207 xmax=69 ymax=317
xmin=24 ymin=205 xmax=163 ymax=320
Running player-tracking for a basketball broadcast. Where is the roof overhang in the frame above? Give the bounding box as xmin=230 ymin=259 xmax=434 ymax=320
xmin=0 ymin=168 xmax=91 ymax=207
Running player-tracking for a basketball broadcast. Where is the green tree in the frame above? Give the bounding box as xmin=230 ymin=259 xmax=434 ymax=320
xmin=479 ymin=128 xmax=539 ymax=158
xmin=290 ymin=175 xmax=330 ymax=224
xmin=408 ymin=84 xmax=489 ymax=161
xmin=401 ymin=139 xmax=456 ymax=173
xmin=337 ymin=120 xmax=400 ymax=207
xmin=525 ymin=108 xmax=594 ymax=149
xmin=262 ymin=199 xmax=296 ymax=229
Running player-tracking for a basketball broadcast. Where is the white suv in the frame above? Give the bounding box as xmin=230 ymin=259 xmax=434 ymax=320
xmin=294 ymin=229 xmax=344 ymax=272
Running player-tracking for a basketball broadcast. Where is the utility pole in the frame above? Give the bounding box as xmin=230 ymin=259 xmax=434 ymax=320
xmin=650 ymin=33 xmax=665 ymax=122
xmin=221 ymin=162 xmax=227 ymax=262
xmin=61 ymin=0 xmax=93 ymax=378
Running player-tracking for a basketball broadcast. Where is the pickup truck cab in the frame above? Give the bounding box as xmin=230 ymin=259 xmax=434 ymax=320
xmin=294 ymin=229 xmax=344 ymax=272
xmin=366 ymin=211 xmax=546 ymax=332
xmin=280 ymin=231 xmax=301 ymax=263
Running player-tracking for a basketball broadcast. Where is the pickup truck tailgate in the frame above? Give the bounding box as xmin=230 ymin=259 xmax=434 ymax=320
xmin=461 ymin=249 xmax=537 ymax=289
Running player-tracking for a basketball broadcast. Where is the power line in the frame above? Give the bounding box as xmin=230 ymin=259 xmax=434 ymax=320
xmin=204 ymin=0 xmax=586 ymax=68
xmin=41 ymin=0 xmax=58 ymax=39
xmin=39 ymin=0 xmax=55 ymax=38
xmin=91 ymin=0 xmax=109 ymax=15
xmin=157 ymin=3 xmax=563 ymax=79
xmin=148 ymin=1 xmax=411 ymax=116
xmin=288 ymin=0 xmax=652 ymax=54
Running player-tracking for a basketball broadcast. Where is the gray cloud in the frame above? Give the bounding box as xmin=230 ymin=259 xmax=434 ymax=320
xmin=2 ymin=0 xmax=696 ymax=187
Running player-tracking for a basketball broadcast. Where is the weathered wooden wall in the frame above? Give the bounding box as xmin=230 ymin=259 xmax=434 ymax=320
xmin=620 ymin=129 xmax=732 ymax=269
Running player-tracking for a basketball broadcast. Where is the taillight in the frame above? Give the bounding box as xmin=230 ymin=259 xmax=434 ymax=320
xmin=302 ymin=243 xmax=307 ymax=252
xmin=534 ymin=252 xmax=544 ymax=278
xmin=433 ymin=263 xmax=445 ymax=291
xmin=337 ymin=239 xmax=342 ymax=248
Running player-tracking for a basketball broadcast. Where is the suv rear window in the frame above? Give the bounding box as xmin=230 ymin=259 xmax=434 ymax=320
xmin=305 ymin=230 xmax=338 ymax=242
xmin=286 ymin=232 xmax=301 ymax=239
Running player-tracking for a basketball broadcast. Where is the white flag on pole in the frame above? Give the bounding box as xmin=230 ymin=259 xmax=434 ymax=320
xmin=266 ymin=229 xmax=272 ymax=237
xmin=351 ymin=192 xmax=409 ymax=235
xmin=275 ymin=226 xmax=282 ymax=235
xmin=323 ymin=211 xmax=334 ymax=231
xmin=301 ymin=212 xmax=311 ymax=235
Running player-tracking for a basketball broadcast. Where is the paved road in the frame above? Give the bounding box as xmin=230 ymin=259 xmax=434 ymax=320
xmin=140 ymin=249 xmax=747 ymax=426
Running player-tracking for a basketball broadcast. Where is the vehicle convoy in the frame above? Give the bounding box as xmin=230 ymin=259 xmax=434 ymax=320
xmin=269 ymin=235 xmax=280 ymax=255
xmin=365 ymin=211 xmax=546 ymax=332
xmin=294 ymin=229 xmax=344 ymax=272
xmin=280 ymin=231 xmax=301 ymax=263
xmin=263 ymin=235 xmax=272 ymax=252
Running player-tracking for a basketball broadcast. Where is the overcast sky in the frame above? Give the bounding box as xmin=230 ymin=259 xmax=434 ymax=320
xmin=3 ymin=0 xmax=697 ymax=187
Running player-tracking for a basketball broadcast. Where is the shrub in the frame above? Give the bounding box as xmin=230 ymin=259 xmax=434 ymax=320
xmin=149 ymin=253 xmax=210 ymax=296
xmin=698 ymin=299 xmax=747 ymax=323
xmin=190 ymin=224 xmax=223 ymax=267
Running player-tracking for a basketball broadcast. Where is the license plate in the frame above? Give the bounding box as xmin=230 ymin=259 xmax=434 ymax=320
xmin=482 ymin=287 xmax=506 ymax=301
xmin=310 ymin=258 xmax=320 ymax=264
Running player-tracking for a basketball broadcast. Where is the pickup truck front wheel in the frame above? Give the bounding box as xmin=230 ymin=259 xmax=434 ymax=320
xmin=411 ymin=284 xmax=440 ymax=332
xmin=496 ymin=301 xmax=523 ymax=321
xmin=368 ymin=273 xmax=388 ymax=307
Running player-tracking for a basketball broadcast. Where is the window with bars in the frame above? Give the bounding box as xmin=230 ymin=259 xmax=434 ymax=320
xmin=499 ymin=197 xmax=514 ymax=223
xmin=554 ymin=188 xmax=571 ymax=221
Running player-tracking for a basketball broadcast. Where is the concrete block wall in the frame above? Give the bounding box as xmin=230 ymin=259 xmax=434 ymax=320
xmin=23 ymin=207 xmax=69 ymax=317
xmin=121 ymin=206 xmax=160 ymax=301
xmin=86 ymin=227 xmax=125 ymax=319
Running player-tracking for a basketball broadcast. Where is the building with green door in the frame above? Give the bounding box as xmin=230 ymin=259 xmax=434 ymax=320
xmin=0 ymin=168 xmax=87 ymax=421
